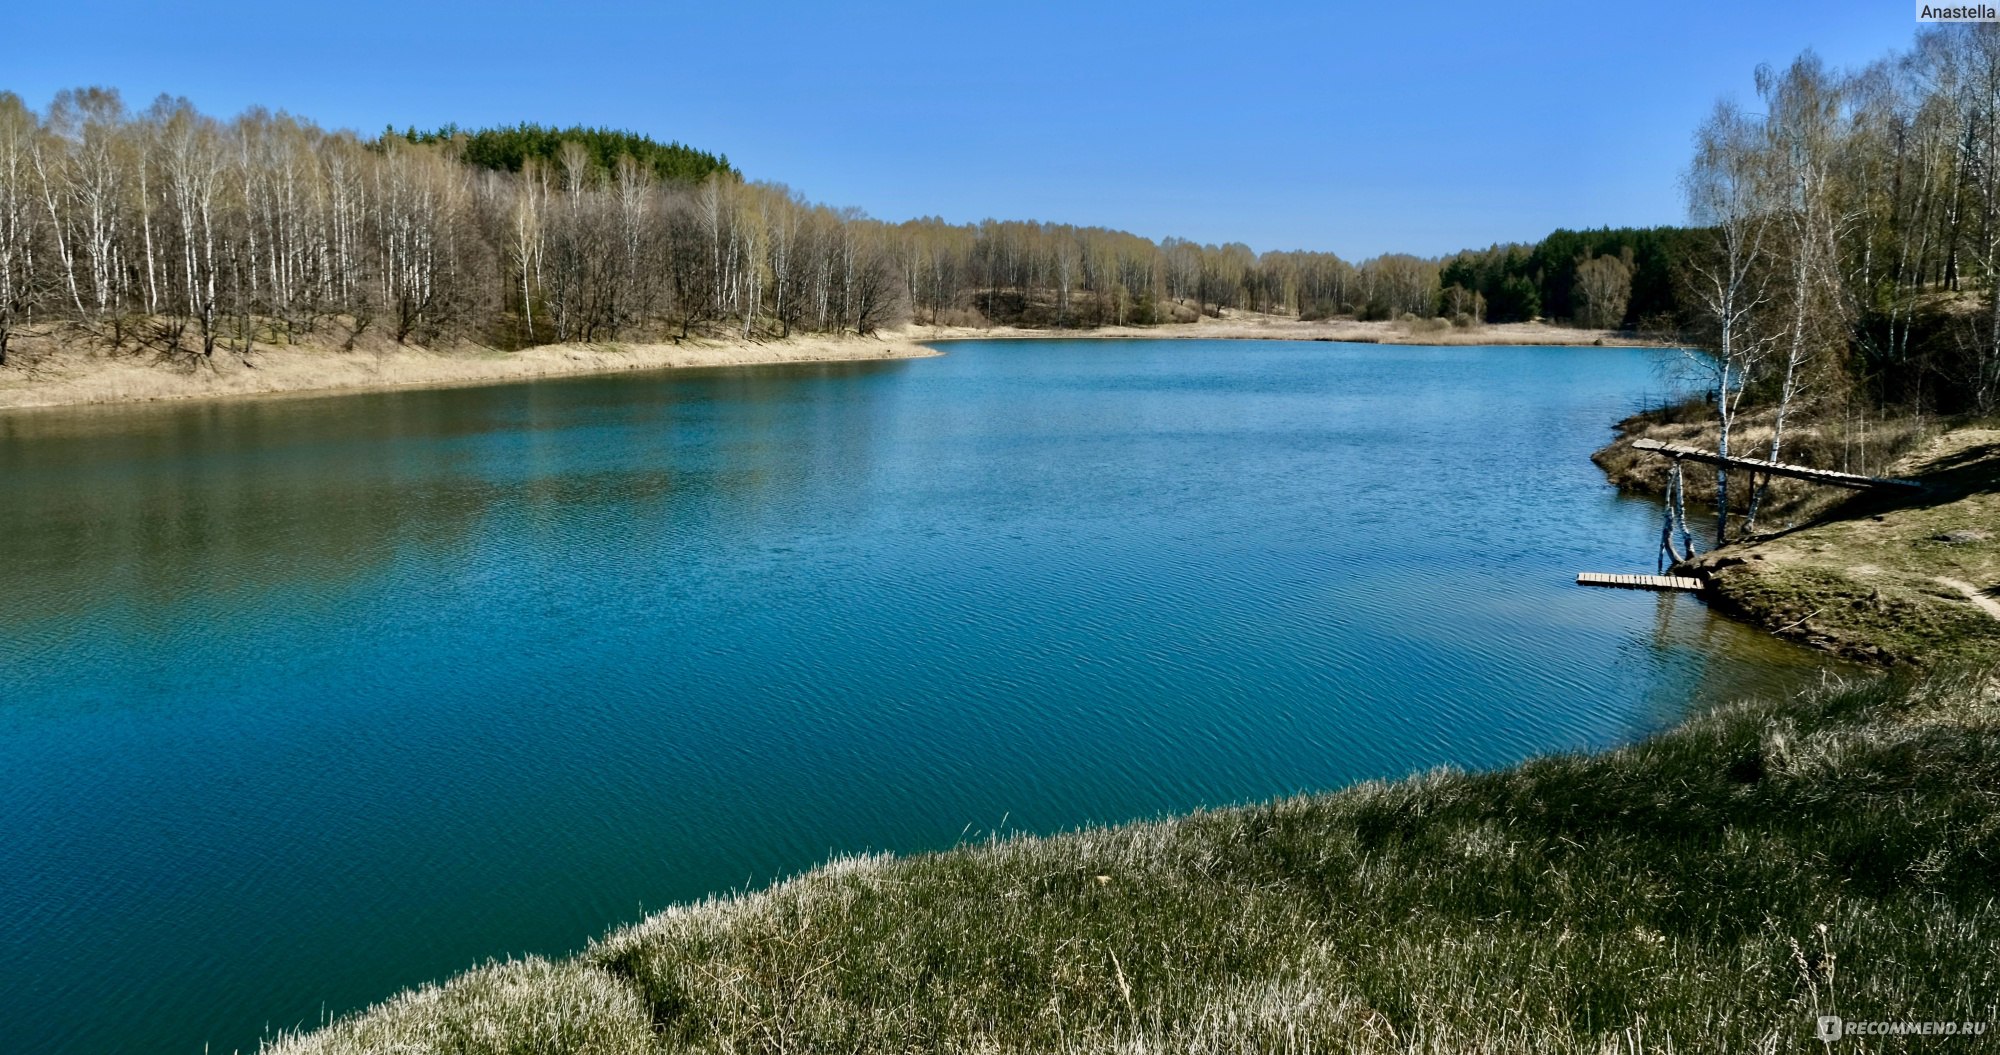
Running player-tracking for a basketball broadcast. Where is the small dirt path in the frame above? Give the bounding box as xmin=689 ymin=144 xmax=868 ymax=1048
xmin=1938 ymin=577 xmax=2000 ymax=622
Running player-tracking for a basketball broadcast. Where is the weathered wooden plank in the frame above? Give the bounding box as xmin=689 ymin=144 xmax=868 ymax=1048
xmin=1577 ymin=572 xmax=1705 ymax=592
xmin=1630 ymin=438 xmax=1922 ymax=490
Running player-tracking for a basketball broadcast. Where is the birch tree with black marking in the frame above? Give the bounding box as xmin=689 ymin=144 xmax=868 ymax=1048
xmin=1683 ymin=100 xmax=1778 ymax=545
xmin=0 ymin=93 xmax=38 ymax=367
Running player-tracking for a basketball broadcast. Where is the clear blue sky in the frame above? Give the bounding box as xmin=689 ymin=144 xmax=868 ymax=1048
xmin=3 ymin=0 xmax=1919 ymax=259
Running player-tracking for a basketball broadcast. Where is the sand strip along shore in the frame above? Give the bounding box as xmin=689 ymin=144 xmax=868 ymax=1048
xmin=0 ymin=334 xmax=941 ymax=411
xmin=0 ymin=316 xmax=1653 ymax=411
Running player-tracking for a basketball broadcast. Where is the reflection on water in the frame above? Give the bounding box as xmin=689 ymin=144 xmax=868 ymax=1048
xmin=0 ymin=342 xmax=1839 ymax=1055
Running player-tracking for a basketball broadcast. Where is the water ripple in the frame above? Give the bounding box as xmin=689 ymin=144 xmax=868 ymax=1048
xmin=0 ymin=340 xmax=1840 ymax=1055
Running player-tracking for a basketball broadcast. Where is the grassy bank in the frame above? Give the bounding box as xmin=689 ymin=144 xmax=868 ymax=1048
xmin=262 ymin=667 xmax=1999 ymax=1054
xmin=1596 ymin=410 xmax=2000 ymax=666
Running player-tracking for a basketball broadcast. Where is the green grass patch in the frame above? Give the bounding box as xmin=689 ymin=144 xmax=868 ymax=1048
xmin=1709 ymin=562 xmax=2000 ymax=666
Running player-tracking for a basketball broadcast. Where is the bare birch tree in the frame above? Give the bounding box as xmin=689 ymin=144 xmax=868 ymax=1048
xmin=0 ymin=93 xmax=37 ymax=366
xmin=1684 ymin=101 xmax=1779 ymax=545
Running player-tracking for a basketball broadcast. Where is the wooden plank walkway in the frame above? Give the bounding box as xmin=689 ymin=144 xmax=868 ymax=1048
xmin=1630 ymin=438 xmax=1922 ymax=491
xmin=1577 ymin=572 xmax=1705 ymax=592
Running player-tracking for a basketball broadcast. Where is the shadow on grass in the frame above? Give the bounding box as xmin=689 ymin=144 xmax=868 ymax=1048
xmin=1744 ymin=437 xmax=2000 ymax=546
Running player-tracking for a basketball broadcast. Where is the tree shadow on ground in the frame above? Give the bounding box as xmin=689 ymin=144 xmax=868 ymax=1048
xmin=1749 ymin=437 xmax=2000 ymax=542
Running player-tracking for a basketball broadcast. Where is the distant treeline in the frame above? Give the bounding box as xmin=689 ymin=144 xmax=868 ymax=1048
xmin=0 ymin=87 xmax=1684 ymax=369
xmin=0 ymin=91 xmax=918 ymax=361
xmin=1439 ymin=227 xmax=1694 ymax=329
xmin=866 ymin=223 xmax=1690 ymax=332
xmin=397 ymin=122 xmax=736 ymax=184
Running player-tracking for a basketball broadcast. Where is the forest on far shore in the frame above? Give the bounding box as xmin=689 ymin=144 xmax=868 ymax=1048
xmin=0 ymin=91 xmax=1674 ymax=360
xmin=3 ymin=21 xmax=1999 ymax=433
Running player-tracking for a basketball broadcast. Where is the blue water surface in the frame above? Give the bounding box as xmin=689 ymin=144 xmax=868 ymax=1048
xmin=0 ymin=339 xmax=1834 ymax=1054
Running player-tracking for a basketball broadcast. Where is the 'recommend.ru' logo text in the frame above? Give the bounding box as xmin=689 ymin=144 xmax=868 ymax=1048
xmin=1815 ymin=1015 xmax=1990 ymax=1042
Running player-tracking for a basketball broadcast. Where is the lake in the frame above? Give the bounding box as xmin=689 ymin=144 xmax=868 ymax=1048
xmin=0 ymin=339 xmax=1836 ymax=1054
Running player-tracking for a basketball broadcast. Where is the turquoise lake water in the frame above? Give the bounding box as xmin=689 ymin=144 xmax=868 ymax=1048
xmin=0 ymin=339 xmax=1838 ymax=1054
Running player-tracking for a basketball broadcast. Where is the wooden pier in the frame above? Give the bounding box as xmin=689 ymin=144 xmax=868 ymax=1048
xmin=1630 ymin=438 xmax=1923 ymax=491
xmin=1576 ymin=572 xmax=1705 ymax=592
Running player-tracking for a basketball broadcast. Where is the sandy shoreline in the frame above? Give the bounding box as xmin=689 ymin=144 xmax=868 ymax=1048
xmin=911 ymin=316 xmax=1662 ymax=347
xmin=0 ymin=334 xmax=942 ymax=411
xmin=0 ymin=315 xmax=1657 ymax=411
